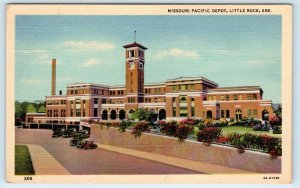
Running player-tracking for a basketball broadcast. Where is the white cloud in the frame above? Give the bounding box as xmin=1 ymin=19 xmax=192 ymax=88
xmin=21 ymin=79 xmax=43 ymax=85
xmin=156 ymin=48 xmax=199 ymax=59
xmin=63 ymin=41 xmax=115 ymax=51
xmin=79 ymin=58 xmax=101 ymax=67
xmin=17 ymin=49 xmax=50 ymax=60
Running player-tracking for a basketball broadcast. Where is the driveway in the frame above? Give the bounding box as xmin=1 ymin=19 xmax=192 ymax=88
xmin=15 ymin=129 xmax=199 ymax=175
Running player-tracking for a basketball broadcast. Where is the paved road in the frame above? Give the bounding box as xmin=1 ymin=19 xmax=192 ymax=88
xmin=16 ymin=129 xmax=199 ymax=175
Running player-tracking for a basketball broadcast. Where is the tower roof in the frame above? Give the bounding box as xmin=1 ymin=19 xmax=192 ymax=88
xmin=123 ymin=42 xmax=147 ymax=50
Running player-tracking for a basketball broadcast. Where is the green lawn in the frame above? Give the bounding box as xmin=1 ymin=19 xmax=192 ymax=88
xmin=221 ymin=126 xmax=282 ymax=138
xmin=15 ymin=145 xmax=35 ymax=175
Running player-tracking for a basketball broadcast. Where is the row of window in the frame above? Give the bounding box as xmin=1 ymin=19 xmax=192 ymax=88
xmin=110 ymin=90 xmax=124 ymax=96
xmin=69 ymin=88 xmax=109 ymax=95
xmin=127 ymin=49 xmax=144 ymax=58
xmin=172 ymin=84 xmax=195 ymax=91
xmin=47 ymin=109 xmax=65 ymax=117
xmin=207 ymin=94 xmax=258 ymax=101
xmin=145 ymin=87 xmax=164 ymax=94
xmin=47 ymin=100 xmax=66 ymax=105
xmin=70 ymin=109 xmax=86 ymax=117
xmin=220 ymin=109 xmax=258 ymax=118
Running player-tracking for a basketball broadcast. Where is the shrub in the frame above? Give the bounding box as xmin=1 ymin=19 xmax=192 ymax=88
xmin=228 ymin=133 xmax=247 ymax=149
xmin=131 ymin=121 xmax=149 ymax=138
xmin=158 ymin=120 xmax=166 ymax=127
xmin=175 ymin=124 xmax=191 ymax=142
xmin=212 ymin=119 xmax=228 ymax=127
xmin=180 ymin=118 xmax=198 ymax=126
xmin=243 ymin=133 xmax=258 ymax=148
xmin=270 ymin=115 xmax=282 ymax=126
xmin=164 ymin=122 xmax=178 ymax=136
xmin=118 ymin=121 xmax=131 ymax=132
xmin=197 ymin=127 xmax=221 ymax=144
xmin=260 ymin=135 xmax=281 ymax=152
xmin=204 ymin=119 xmax=213 ymax=127
xmin=216 ymin=136 xmax=229 ymax=144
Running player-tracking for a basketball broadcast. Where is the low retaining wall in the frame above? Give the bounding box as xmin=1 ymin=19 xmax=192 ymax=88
xmin=90 ymin=124 xmax=281 ymax=173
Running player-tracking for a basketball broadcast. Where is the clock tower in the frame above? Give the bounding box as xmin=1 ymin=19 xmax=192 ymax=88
xmin=123 ymin=41 xmax=147 ymax=103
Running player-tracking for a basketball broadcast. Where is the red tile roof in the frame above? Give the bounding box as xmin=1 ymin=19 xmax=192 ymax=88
xmin=123 ymin=42 xmax=147 ymax=50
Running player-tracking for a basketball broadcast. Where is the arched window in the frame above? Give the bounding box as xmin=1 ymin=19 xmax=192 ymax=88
xmin=110 ymin=110 xmax=117 ymax=120
xmin=159 ymin=109 xmax=166 ymax=120
xmin=206 ymin=110 xmax=212 ymax=119
xmin=119 ymin=110 xmax=126 ymax=120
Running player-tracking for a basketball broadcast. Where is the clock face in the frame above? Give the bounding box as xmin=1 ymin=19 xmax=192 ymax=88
xmin=129 ymin=62 xmax=135 ymax=70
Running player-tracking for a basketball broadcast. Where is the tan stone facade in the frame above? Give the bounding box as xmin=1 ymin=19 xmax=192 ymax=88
xmin=31 ymin=42 xmax=274 ymax=124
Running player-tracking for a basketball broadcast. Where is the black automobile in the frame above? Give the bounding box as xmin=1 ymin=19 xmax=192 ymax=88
xmin=52 ymin=129 xmax=63 ymax=138
xmin=70 ymin=138 xmax=81 ymax=146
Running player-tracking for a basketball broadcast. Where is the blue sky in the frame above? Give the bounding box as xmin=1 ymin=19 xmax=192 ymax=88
xmin=15 ymin=15 xmax=282 ymax=103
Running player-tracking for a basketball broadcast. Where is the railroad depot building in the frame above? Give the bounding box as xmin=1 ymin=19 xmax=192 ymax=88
xmin=27 ymin=41 xmax=273 ymax=124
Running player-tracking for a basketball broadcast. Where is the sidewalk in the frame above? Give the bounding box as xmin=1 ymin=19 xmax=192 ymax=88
xmin=97 ymin=143 xmax=255 ymax=174
xmin=18 ymin=144 xmax=70 ymax=175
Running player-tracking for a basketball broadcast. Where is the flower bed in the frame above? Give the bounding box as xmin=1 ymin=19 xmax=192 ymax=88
xmin=96 ymin=118 xmax=282 ymax=158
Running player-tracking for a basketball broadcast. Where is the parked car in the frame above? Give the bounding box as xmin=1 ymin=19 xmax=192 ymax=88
xmin=76 ymin=140 xmax=97 ymax=150
xmin=70 ymin=138 xmax=81 ymax=147
xmin=63 ymin=129 xmax=74 ymax=138
xmin=83 ymin=141 xmax=98 ymax=150
xmin=52 ymin=129 xmax=63 ymax=138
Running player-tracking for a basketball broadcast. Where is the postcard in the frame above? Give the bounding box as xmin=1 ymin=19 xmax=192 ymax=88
xmin=6 ymin=4 xmax=292 ymax=184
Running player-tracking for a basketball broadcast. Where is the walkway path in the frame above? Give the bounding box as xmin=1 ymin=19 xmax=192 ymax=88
xmin=97 ymin=143 xmax=254 ymax=174
xmin=17 ymin=144 xmax=70 ymax=175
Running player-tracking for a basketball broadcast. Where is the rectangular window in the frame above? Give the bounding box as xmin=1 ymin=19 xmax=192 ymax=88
xmin=233 ymin=95 xmax=237 ymax=100
xmin=247 ymin=109 xmax=252 ymax=118
xmin=221 ymin=96 xmax=224 ymax=101
xmin=75 ymin=90 xmax=78 ymax=94
xmin=239 ymin=95 xmax=243 ymax=100
xmin=226 ymin=110 xmax=230 ymax=118
xmin=190 ymin=84 xmax=194 ymax=90
xmin=172 ymin=85 xmax=176 ymax=91
xmin=94 ymin=98 xmax=98 ymax=104
xmin=253 ymin=109 xmax=258 ymax=116
xmin=247 ymin=94 xmax=251 ymax=100
xmin=83 ymin=109 xmax=86 ymax=117
xmin=207 ymin=96 xmax=212 ymax=101
xmin=71 ymin=90 xmax=73 ymax=94
xmin=76 ymin=109 xmax=81 ymax=117
xmin=221 ymin=110 xmax=225 ymax=118
xmin=129 ymin=50 xmax=134 ymax=57
xmin=71 ymin=109 xmax=73 ymax=117
xmin=213 ymin=96 xmax=216 ymax=101
xmin=253 ymin=94 xmax=257 ymax=100
xmin=94 ymin=108 xmax=98 ymax=117
xmin=158 ymin=88 xmax=161 ymax=93
xmin=225 ymin=95 xmax=229 ymax=101
xmin=154 ymin=88 xmax=158 ymax=93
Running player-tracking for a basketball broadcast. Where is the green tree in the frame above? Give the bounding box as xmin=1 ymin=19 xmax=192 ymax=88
xmin=15 ymin=101 xmax=22 ymax=118
xmin=38 ymin=105 xmax=46 ymax=113
xmin=26 ymin=103 xmax=37 ymax=113
xmin=130 ymin=108 xmax=154 ymax=123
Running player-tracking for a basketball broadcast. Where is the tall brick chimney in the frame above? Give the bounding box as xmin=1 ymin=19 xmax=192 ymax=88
xmin=51 ymin=59 xmax=56 ymax=95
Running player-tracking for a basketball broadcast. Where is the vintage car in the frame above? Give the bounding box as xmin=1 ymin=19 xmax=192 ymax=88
xmin=70 ymin=138 xmax=81 ymax=147
xmin=76 ymin=140 xmax=98 ymax=150
xmin=83 ymin=141 xmax=97 ymax=150
xmin=51 ymin=129 xmax=63 ymax=138
xmin=62 ymin=129 xmax=74 ymax=138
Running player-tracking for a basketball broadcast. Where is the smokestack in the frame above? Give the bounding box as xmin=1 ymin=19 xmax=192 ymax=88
xmin=51 ymin=59 xmax=56 ymax=95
